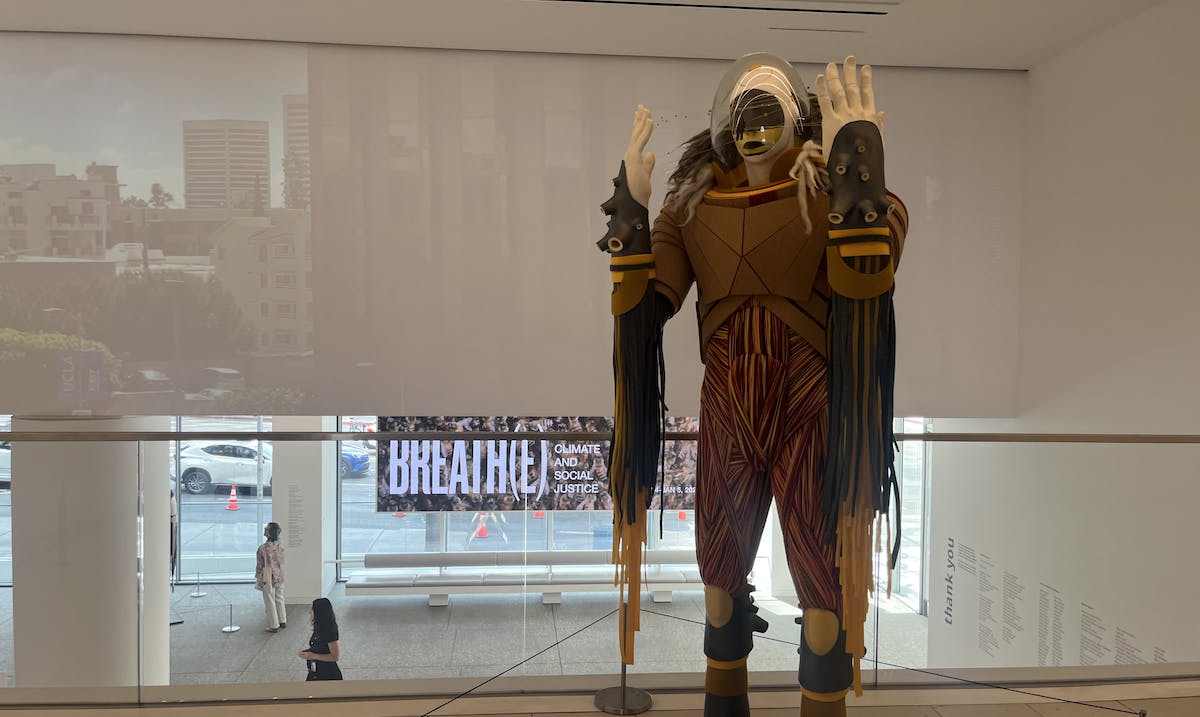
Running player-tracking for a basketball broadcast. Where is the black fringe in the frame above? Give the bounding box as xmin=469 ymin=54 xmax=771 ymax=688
xmin=607 ymin=288 xmax=668 ymax=527
xmin=823 ymin=254 xmax=901 ymax=567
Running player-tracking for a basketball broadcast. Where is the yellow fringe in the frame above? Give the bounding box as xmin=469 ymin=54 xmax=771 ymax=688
xmin=613 ymin=497 xmax=648 ymax=664
xmin=832 ymin=294 xmax=894 ymax=697
xmin=835 ymin=482 xmax=876 ymax=697
xmin=610 ymin=321 xmax=650 ymax=664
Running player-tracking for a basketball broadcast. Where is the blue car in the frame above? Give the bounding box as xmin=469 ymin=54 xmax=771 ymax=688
xmin=339 ymin=441 xmax=371 ymax=479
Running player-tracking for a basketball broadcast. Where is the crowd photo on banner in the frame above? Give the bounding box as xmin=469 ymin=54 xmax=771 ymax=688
xmin=374 ymin=416 xmax=698 ymax=514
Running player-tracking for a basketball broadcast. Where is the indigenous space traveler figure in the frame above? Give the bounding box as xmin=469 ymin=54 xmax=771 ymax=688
xmin=599 ymin=55 xmax=909 ymax=716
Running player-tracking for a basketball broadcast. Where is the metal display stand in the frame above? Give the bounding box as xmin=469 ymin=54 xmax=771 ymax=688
xmin=221 ymin=603 xmax=240 ymax=634
xmin=594 ymin=604 xmax=652 ymax=715
xmin=189 ymin=571 xmax=207 ymax=598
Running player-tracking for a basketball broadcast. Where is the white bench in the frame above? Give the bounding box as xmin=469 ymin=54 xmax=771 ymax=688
xmin=345 ymin=549 xmax=702 ymax=606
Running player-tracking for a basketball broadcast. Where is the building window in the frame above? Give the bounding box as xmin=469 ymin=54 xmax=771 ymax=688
xmin=273 ymin=330 xmax=297 ymax=348
xmin=259 ymin=273 xmax=267 ymax=288
xmin=274 ymin=272 xmax=296 ymax=289
xmin=258 ymin=245 xmax=268 ymax=263
xmin=260 ymin=332 xmax=270 ymax=347
xmin=272 ymin=242 xmax=295 ymax=258
xmin=275 ymin=302 xmax=296 ymax=319
xmin=260 ymin=302 xmax=269 ymax=318
xmin=81 ymin=202 xmax=94 ymax=215
xmin=80 ymin=189 xmax=92 ymax=197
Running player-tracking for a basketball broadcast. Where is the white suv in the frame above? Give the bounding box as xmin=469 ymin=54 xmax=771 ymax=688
xmin=172 ymin=441 xmax=272 ymax=494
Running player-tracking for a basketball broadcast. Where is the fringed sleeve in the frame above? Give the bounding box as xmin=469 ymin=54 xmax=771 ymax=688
xmin=599 ymin=162 xmax=668 ymax=664
xmin=821 ymin=121 xmax=903 ymax=695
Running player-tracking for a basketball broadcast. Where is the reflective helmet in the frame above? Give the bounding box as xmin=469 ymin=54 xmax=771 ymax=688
xmin=710 ymin=53 xmax=810 ymax=165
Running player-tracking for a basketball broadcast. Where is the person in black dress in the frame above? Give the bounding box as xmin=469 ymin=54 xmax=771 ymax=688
xmin=298 ymin=597 xmax=342 ymax=680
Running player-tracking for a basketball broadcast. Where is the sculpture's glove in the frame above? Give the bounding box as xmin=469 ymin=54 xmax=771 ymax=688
xmin=598 ymin=105 xmax=655 ymax=255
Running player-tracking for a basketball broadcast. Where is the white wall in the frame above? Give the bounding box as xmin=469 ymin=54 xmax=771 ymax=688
xmin=11 ymin=416 xmax=170 ymax=688
xmin=306 ymin=46 xmax=1025 ymax=418
xmin=1015 ymin=0 xmax=1200 ymax=434
xmin=928 ymin=0 xmax=1200 ymax=668
xmin=0 ymin=34 xmax=1025 ymax=418
xmin=269 ymin=416 xmax=336 ymax=604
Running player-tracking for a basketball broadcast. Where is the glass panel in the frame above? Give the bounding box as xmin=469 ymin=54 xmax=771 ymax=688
xmin=1 ymin=428 xmax=1198 ymax=705
xmin=0 ymin=436 xmax=11 ymax=685
xmin=176 ymin=417 xmax=273 ymax=583
xmin=0 ymin=437 xmax=10 ymax=585
xmin=868 ymin=419 xmax=931 ymax=680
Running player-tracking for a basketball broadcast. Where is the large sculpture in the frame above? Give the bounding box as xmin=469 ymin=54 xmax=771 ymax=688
xmin=600 ymin=55 xmax=908 ymax=716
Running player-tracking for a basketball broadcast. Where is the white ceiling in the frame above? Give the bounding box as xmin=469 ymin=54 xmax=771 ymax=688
xmin=0 ymin=0 xmax=1161 ymax=70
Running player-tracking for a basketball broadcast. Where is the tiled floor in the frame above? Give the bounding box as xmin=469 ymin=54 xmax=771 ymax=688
xmin=162 ymin=582 xmax=928 ymax=684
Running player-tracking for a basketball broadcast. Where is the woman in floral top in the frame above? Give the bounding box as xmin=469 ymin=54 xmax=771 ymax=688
xmin=255 ymin=522 xmax=286 ymax=632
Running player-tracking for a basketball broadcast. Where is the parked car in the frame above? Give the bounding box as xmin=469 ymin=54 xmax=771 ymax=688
xmin=183 ymin=388 xmax=234 ymax=403
xmin=122 ymin=368 xmax=175 ymax=392
xmin=170 ymin=440 xmax=371 ymax=494
xmin=340 ymin=440 xmax=371 ymax=479
xmin=0 ymin=440 xmax=10 ymax=487
xmin=172 ymin=440 xmax=272 ymax=495
xmin=199 ymin=367 xmax=245 ymax=391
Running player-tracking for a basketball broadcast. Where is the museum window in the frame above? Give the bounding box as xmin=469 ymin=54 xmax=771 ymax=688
xmin=171 ymin=416 xmax=273 ymax=584
xmin=335 ymin=415 xmax=700 ymax=581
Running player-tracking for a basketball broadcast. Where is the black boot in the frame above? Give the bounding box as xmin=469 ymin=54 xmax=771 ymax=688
xmin=703 ymin=588 xmax=769 ymax=717
xmin=795 ymin=609 xmax=851 ymax=716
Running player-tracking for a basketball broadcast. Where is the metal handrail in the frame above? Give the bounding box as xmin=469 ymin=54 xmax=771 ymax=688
xmin=4 ymin=430 xmax=1200 ymax=443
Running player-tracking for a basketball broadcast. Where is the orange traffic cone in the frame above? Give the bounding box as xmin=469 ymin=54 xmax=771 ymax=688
xmin=474 ymin=513 xmax=488 ymax=538
xmin=677 ymin=510 xmax=686 ymax=521
xmin=225 ymin=486 xmax=240 ymax=511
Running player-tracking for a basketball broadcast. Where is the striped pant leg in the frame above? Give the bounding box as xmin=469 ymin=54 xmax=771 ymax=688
xmin=695 ymin=311 xmax=785 ymax=595
xmin=770 ymin=338 xmax=840 ymax=614
xmin=770 ymin=407 xmax=840 ymax=614
xmin=695 ymin=406 xmax=771 ymax=595
xmin=768 ymin=338 xmax=835 ymax=618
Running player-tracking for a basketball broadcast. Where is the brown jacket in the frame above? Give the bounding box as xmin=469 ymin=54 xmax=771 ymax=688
xmin=651 ymin=163 xmax=908 ymax=358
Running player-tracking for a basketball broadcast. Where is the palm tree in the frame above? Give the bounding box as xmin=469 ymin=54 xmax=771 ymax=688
xmin=148 ymin=183 xmax=175 ymax=209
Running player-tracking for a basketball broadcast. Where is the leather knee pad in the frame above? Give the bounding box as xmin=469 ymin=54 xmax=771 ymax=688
xmin=796 ymin=608 xmax=852 ymax=695
xmin=704 ymin=586 xmax=769 ymax=661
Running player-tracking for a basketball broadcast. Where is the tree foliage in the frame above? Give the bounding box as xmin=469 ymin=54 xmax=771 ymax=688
xmin=212 ymin=387 xmax=307 ymax=414
xmin=282 ymin=150 xmax=310 ymax=211
xmin=0 ymin=272 xmax=253 ymax=361
xmin=149 ymin=183 xmax=175 ymax=209
xmin=0 ymin=328 xmax=122 ymax=404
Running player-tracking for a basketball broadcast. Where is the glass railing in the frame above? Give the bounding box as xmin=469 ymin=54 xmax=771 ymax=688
xmin=0 ymin=424 xmax=1195 ymax=709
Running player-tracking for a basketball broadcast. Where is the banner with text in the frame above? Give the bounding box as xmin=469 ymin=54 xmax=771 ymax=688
xmin=373 ymin=416 xmax=697 ymax=513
